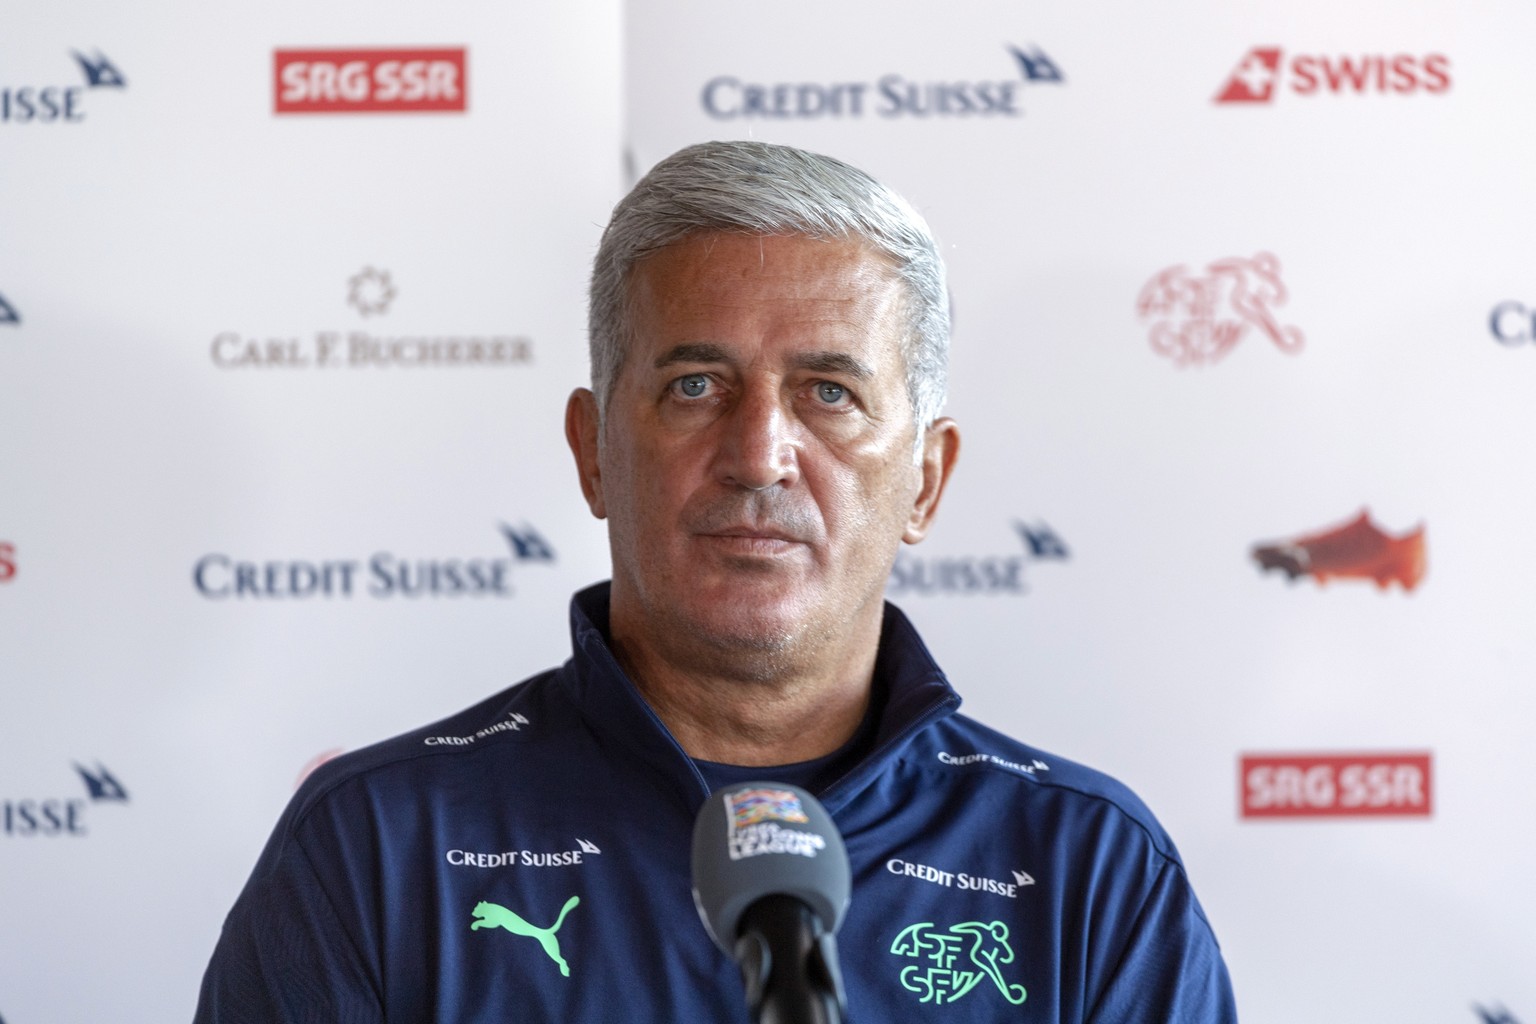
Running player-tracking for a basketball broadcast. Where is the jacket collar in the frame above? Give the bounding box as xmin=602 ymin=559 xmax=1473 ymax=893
xmin=560 ymin=582 xmax=962 ymax=816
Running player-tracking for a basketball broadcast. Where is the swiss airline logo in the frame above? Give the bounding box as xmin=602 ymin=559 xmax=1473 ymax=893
xmin=1215 ymin=47 xmax=1451 ymax=104
xmin=1241 ymin=752 xmax=1433 ymax=819
xmin=274 ymin=48 xmax=467 ymax=114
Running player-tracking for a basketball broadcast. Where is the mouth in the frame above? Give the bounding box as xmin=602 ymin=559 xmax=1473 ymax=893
xmin=696 ymin=526 xmax=808 ymax=557
xmin=704 ymin=525 xmax=801 ymax=542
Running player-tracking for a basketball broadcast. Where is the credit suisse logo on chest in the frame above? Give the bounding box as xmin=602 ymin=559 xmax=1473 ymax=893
xmin=886 ymin=857 xmax=1033 ymax=898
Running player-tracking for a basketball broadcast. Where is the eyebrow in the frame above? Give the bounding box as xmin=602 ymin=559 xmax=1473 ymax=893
xmin=654 ymin=344 xmax=874 ymax=381
xmin=654 ymin=343 xmax=730 ymax=369
xmin=793 ymin=351 xmax=873 ymax=381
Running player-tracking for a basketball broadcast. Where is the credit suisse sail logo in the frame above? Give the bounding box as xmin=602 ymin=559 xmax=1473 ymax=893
xmin=1214 ymin=47 xmax=1451 ymax=104
xmin=703 ymin=43 xmax=1063 ymax=120
xmin=274 ymin=48 xmax=467 ymax=114
xmin=1476 ymin=1005 xmax=1524 ymax=1024
xmin=1 ymin=49 xmax=126 ymax=125
xmin=887 ymin=520 xmax=1068 ymax=597
xmin=0 ymin=293 xmax=19 ymax=326
xmin=3 ymin=762 xmax=129 ymax=837
xmin=1240 ymin=752 xmax=1432 ymax=819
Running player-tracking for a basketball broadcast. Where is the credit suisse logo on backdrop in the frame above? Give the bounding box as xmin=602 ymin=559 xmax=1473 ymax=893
xmin=1240 ymin=752 xmax=1432 ymax=818
xmin=703 ymin=43 xmax=1063 ymax=120
xmin=0 ymin=541 xmax=15 ymax=582
xmin=210 ymin=267 xmax=532 ymax=370
xmin=887 ymin=520 xmax=1068 ymax=597
xmin=1 ymin=49 xmax=126 ymax=125
xmin=2 ymin=762 xmax=129 ymax=838
xmin=1215 ymin=47 xmax=1451 ymax=104
xmin=1476 ymin=1005 xmax=1524 ymax=1024
xmin=274 ymin=48 xmax=467 ymax=113
xmin=0 ymin=292 xmax=20 ymax=326
xmin=1490 ymin=301 xmax=1536 ymax=345
xmin=193 ymin=522 xmax=555 ymax=600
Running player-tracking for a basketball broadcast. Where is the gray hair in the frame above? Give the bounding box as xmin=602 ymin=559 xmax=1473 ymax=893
xmin=587 ymin=140 xmax=950 ymax=449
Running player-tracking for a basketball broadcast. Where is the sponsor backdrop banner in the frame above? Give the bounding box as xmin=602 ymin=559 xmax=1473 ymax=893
xmin=0 ymin=0 xmax=621 ymax=1020
xmin=2 ymin=0 xmax=1533 ymax=1021
xmin=622 ymin=2 xmax=1533 ymax=1022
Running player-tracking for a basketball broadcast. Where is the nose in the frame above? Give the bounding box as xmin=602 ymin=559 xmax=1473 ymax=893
xmin=714 ymin=386 xmax=800 ymax=491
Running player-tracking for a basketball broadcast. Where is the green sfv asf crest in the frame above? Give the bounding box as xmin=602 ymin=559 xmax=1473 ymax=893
xmin=891 ymin=920 xmax=1027 ymax=1006
xmin=470 ymin=896 xmax=580 ymax=976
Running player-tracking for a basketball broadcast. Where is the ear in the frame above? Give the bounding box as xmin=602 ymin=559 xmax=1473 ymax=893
xmin=903 ymin=417 xmax=960 ymax=544
xmin=565 ymin=388 xmax=607 ymax=519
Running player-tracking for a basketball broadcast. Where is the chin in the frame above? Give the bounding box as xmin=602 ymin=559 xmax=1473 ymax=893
xmin=690 ymin=603 xmax=801 ymax=649
xmin=674 ymin=593 xmax=813 ymax=656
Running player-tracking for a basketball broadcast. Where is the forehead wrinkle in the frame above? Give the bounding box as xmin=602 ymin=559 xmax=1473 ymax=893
xmin=628 ymin=233 xmax=908 ymax=386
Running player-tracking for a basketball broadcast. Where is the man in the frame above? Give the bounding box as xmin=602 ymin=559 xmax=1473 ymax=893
xmin=196 ymin=141 xmax=1237 ymax=1021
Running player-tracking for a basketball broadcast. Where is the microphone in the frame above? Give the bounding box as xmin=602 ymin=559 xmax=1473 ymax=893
xmin=691 ymin=783 xmax=850 ymax=1024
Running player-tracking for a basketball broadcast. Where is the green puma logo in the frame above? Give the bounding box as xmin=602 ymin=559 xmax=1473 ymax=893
xmin=470 ymin=896 xmax=581 ymax=977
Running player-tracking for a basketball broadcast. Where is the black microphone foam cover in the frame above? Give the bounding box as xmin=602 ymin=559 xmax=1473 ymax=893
xmin=691 ymin=782 xmax=851 ymax=952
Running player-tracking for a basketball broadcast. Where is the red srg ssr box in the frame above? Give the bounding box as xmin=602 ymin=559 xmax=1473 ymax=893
xmin=274 ymin=48 xmax=467 ymax=113
xmin=1240 ymin=752 xmax=1433 ymax=818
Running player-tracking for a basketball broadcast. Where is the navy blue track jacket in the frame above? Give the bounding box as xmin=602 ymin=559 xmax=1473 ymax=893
xmin=195 ymin=583 xmax=1237 ymax=1022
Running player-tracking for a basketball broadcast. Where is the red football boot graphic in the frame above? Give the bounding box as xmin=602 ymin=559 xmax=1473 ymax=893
xmin=1251 ymin=509 xmax=1426 ymax=592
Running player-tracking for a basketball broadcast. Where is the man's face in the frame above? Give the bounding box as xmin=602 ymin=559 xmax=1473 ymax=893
xmin=568 ymin=231 xmax=955 ymax=672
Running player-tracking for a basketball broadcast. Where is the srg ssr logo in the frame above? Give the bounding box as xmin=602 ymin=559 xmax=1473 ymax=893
xmin=275 ymin=48 xmax=466 ymax=113
xmin=1240 ymin=752 xmax=1431 ymax=818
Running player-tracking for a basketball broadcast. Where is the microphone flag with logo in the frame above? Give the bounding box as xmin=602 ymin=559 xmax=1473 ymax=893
xmin=691 ymin=782 xmax=850 ymax=1024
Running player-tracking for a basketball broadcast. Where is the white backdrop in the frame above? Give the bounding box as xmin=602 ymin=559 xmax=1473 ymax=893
xmin=626 ymin=3 xmax=1536 ymax=1020
xmin=1 ymin=1 xmax=620 ymax=1019
xmin=3 ymin=1 xmax=1534 ymax=1021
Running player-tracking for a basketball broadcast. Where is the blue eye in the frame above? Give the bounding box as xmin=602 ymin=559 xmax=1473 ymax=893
xmin=676 ymin=374 xmax=709 ymax=398
xmin=815 ymin=381 xmax=847 ymax=404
